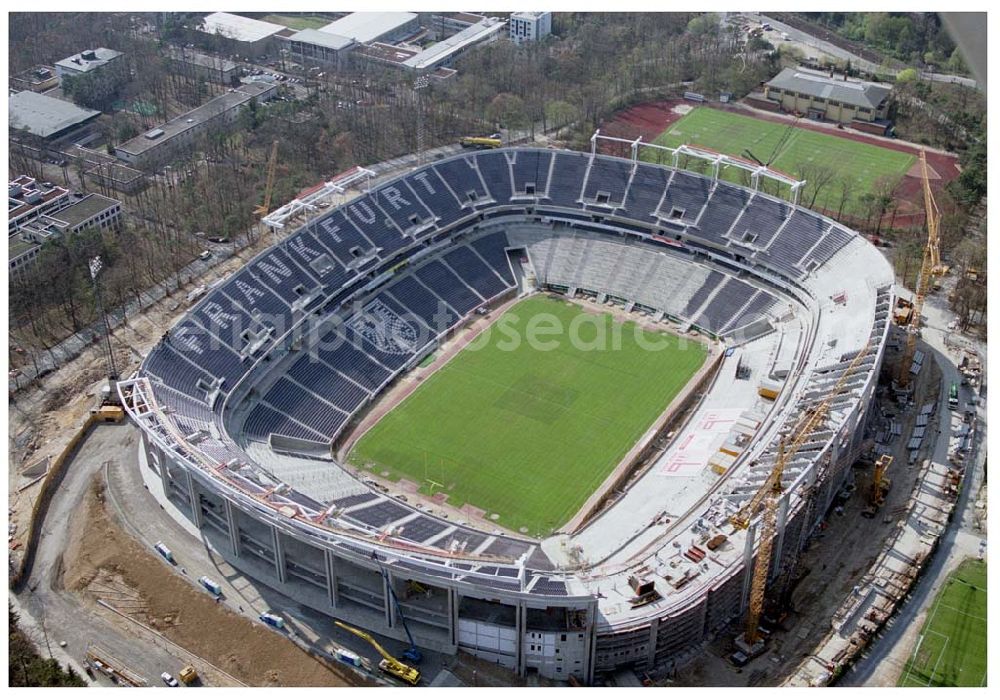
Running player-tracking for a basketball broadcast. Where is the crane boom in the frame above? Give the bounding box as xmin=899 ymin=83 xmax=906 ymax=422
xmin=334 ymin=620 xmax=421 ymax=685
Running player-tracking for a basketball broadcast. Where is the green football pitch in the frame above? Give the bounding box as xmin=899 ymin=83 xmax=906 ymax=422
xmin=652 ymin=107 xmax=914 ymax=216
xmin=349 ymin=296 xmax=708 ymax=536
xmin=260 ymin=14 xmax=330 ymax=31
xmin=898 ymin=558 xmax=987 ymax=687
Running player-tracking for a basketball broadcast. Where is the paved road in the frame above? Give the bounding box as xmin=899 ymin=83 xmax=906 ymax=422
xmin=12 ymin=424 xmax=190 ymax=687
xmin=837 ymin=285 xmax=986 ymax=686
xmin=101 ymin=427 xmax=448 ymax=686
xmin=757 ymin=14 xmax=978 ymax=89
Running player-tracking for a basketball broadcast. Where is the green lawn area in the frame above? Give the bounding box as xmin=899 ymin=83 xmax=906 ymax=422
xmin=652 ymin=107 xmax=914 ymax=216
xmin=260 ymin=14 xmax=330 ymax=31
xmin=898 ymin=558 xmax=987 ymax=687
xmin=349 ymin=296 xmax=707 ymax=536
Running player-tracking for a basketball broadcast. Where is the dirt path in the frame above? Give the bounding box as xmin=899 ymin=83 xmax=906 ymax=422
xmin=63 ymin=474 xmax=363 ymax=687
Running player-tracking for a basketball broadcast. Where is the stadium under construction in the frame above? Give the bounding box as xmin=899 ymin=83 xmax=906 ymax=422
xmin=119 ymin=142 xmax=893 ymax=683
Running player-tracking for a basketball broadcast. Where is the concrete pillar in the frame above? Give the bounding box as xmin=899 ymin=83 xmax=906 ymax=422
xmin=185 ymin=470 xmax=202 ymax=528
xmin=324 ymin=550 xmax=339 ymax=608
xmin=225 ymin=500 xmax=241 ymax=557
xmin=515 ymin=601 xmax=527 ymax=676
xmin=584 ymin=601 xmax=598 ymax=685
xmin=450 ymin=590 xmax=460 ymax=648
xmin=646 ymin=615 xmax=659 ymax=667
xmin=150 ymin=440 xmax=169 ymax=494
xmin=271 ymin=526 xmax=287 ymax=583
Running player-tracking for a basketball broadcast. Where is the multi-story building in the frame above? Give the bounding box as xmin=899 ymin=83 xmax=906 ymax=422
xmin=9 ymin=192 xmax=122 ymax=279
xmin=114 ymin=82 xmax=276 ymax=169
xmin=195 ymin=12 xmax=287 ymax=58
xmin=509 ymin=11 xmax=552 ymax=45
xmin=9 ymin=90 xmax=101 ymax=142
xmin=8 ymin=176 xmax=71 ymax=233
xmin=167 ymin=47 xmax=240 ymax=85
xmin=54 ymin=48 xmax=125 ymax=83
xmin=750 ymin=67 xmax=894 ymax=134
xmin=283 ymin=29 xmax=355 ymax=67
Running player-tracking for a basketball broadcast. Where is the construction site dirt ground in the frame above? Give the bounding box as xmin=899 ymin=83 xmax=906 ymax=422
xmin=667 ymin=345 xmax=944 ymax=687
xmin=61 ymin=472 xmax=362 ymax=687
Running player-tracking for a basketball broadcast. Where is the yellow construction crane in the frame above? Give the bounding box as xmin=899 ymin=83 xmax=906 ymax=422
xmin=254 ymin=140 xmax=279 ymax=217
xmin=897 ymin=150 xmax=946 ymax=388
xmin=334 ymin=620 xmax=421 ymax=686
xmin=730 ymin=343 xmax=870 ymax=649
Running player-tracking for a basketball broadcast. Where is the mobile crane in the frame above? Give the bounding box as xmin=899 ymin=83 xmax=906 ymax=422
xmin=333 ymin=620 xmax=421 ymax=686
xmin=371 ymin=553 xmax=422 ymax=664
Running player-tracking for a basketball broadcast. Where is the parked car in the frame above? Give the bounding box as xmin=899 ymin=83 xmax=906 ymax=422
xmin=161 ymin=672 xmax=179 ymax=687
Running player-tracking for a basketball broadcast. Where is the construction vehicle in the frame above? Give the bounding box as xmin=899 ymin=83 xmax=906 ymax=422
xmin=372 ymin=555 xmax=422 ymax=663
xmin=862 ymin=454 xmax=893 ymax=518
xmin=334 ymin=620 xmax=421 ymax=686
xmin=178 ymin=666 xmax=199 ymax=685
xmin=85 ymin=644 xmax=148 ymax=687
xmin=460 ymin=135 xmax=502 ymax=149
xmin=730 ymin=344 xmax=870 ymax=653
xmin=897 ymin=150 xmax=945 ymax=389
xmin=254 ymin=140 xmax=279 ymax=217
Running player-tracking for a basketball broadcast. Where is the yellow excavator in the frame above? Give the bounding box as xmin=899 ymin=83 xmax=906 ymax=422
xmin=334 ymin=620 xmax=421 ymax=686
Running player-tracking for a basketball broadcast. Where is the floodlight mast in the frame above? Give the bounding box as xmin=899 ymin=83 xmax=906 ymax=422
xmin=89 ymin=256 xmax=119 ymax=383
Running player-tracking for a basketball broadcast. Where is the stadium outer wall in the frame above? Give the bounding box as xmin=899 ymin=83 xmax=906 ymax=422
xmin=120 ymin=147 xmax=893 ymax=683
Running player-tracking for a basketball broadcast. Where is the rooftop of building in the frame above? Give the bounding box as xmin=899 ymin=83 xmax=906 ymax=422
xmin=354 ymin=42 xmax=419 ymax=65
xmin=167 ymin=47 xmax=238 ymax=72
xmin=9 ymin=178 xmax=71 ymax=220
xmin=11 ymin=65 xmax=58 ymax=87
xmin=510 ymin=11 xmax=551 ymax=20
xmin=116 ymin=83 xmax=274 ymax=157
xmin=287 ymin=28 xmax=355 ymax=51
xmin=318 ymin=11 xmax=417 ymax=43
xmin=767 ymin=67 xmax=893 ymax=109
xmin=8 ymin=91 xmax=101 ymax=138
xmin=45 ymin=193 xmax=121 ymax=228
xmin=403 ymin=17 xmax=506 ymax=71
xmin=200 ymin=12 xmax=287 ymax=43
xmin=55 ymin=48 xmax=124 ymax=73
xmin=8 ymin=236 xmax=39 ymax=261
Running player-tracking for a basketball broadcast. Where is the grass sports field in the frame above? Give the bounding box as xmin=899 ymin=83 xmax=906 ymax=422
xmin=349 ymin=296 xmax=707 ymax=536
xmin=260 ymin=14 xmax=330 ymax=30
xmin=652 ymin=107 xmax=914 ymax=216
xmin=898 ymin=558 xmax=987 ymax=687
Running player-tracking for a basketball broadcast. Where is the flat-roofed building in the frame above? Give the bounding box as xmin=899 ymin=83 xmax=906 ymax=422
xmin=9 ymin=65 xmax=59 ymax=93
xmin=8 ymin=175 xmax=71 ymax=233
xmin=284 ymin=28 xmax=354 ymax=66
xmin=318 ymin=12 xmax=418 ymax=44
xmin=196 ymin=12 xmax=287 ymax=57
xmin=751 ymin=67 xmax=894 ymax=134
xmin=402 ymin=17 xmax=506 ymax=72
xmin=55 ymin=48 xmax=124 ymax=82
xmin=167 ymin=47 xmax=239 ymax=85
xmin=10 ymin=192 xmax=122 ymax=278
xmin=114 ymin=82 xmax=276 ymax=169
xmin=9 ymin=90 xmax=101 ymax=141
xmin=426 ymin=12 xmax=486 ymax=38
xmin=509 ymin=11 xmax=552 ymax=45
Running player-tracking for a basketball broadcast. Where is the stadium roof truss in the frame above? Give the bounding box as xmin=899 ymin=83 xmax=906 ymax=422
xmin=590 ymin=130 xmax=806 ymax=204
xmin=262 ymin=166 xmax=376 ymax=230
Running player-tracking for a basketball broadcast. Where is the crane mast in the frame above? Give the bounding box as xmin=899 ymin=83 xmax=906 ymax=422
xmin=897 ymin=150 xmax=942 ymax=388
xmin=254 ymin=140 xmax=279 ymax=217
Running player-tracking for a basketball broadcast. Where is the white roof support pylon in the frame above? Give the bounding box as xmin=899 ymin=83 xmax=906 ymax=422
xmin=590 ymin=131 xmax=807 ymax=206
xmin=262 ymin=167 xmax=376 ymax=230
